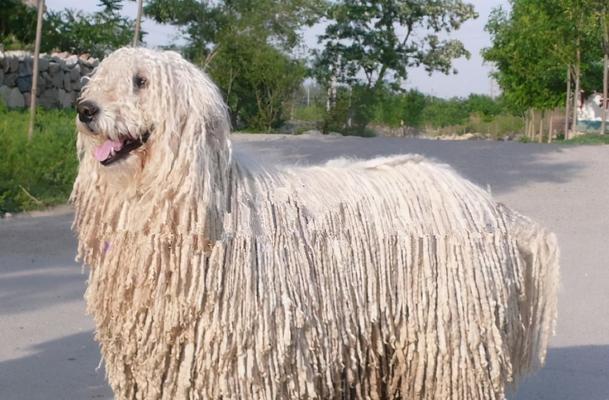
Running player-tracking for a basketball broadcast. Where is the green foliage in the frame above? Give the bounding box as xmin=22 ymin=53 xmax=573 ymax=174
xmin=559 ymin=133 xmax=609 ymax=144
xmin=43 ymin=0 xmax=137 ymax=58
xmin=313 ymin=0 xmax=477 ymax=129
xmin=370 ymin=89 xmax=427 ymax=128
xmin=368 ymin=89 xmax=503 ymax=127
xmin=420 ymin=97 xmax=470 ymax=128
xmin=0 ymin=104 xmax=77 ymax=214
xmin=321 ymin=87 xmax=351 ymax=133
xmin=465 ymin=113 xmax=524 ymax=137
xmin=145 ymin=0 xmax=322 ymax=63
xmin=483 ymin=0 xmax=603 ymax=113
xmin=146 ymin=0 xmax=318 ymax=131
xmin=208 ymin=35 xmax=306 ymax=131
xmin=293 ymin=104 xmax=325 ymax=122
xmin=297 ymin=87 xmax=521 ymax=138
xmin=313 ymin=0 xmax=477 ymax=91
xmin=466 ymin=94 xmax=503 ymax=120
xmin=0 ymin=0 xmax=37 ymax=50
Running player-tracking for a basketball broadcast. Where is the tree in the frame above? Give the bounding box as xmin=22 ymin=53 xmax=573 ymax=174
xmin=483 ymin=0 xmax=602 ymax=138
xmin=145 ymin=0 xmax=322 ymax=64
xmin=0 ymin=0 xmax=37 ymax=50
xmin=483 ymin=2 xmax=567 ymax=114
xmin=145 ymin=0 xmax=320 ymax=130
xmin=593 ymin=0 xmax=609 ymax=134
xmin=208 ymin=34 xmax=306 ymax=131
xmin=313 ymin=0 xmax=478 ymax=129
xmin=43 ymin=0 xmax=137 ymax=59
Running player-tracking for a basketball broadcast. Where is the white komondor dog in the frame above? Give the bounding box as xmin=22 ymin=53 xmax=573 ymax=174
xmin=72 ymin=48 xmax=559 ymax=400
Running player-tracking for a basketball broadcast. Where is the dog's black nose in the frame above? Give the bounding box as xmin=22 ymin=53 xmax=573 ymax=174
xmin=77 ymin=101 xmax=99 ymax=123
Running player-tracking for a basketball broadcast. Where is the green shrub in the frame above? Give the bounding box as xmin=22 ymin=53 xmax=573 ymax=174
xmin=465 ymin=113 xmax=524 ymax=138
xmin=320 ymin=87 xmax=351 ymax=133
xmin=293 ymin=104 xmax=325 ymax=122
xmin=0 ymin=105 xmax=77 ymax=214
xmin=559 ymin=134 xmax=609 ymax=145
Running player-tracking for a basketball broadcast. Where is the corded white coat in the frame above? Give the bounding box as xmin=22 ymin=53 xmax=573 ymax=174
xmin=72 ymin=48 xmax=559 ymax=400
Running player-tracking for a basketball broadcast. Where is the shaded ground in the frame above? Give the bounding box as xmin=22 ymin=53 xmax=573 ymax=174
xmin=1 ymin=135 xmax=607 ymax=399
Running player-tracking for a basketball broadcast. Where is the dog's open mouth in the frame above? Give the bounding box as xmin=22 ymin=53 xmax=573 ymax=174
xmin=93 ymin=132 xmax=150 ymax=166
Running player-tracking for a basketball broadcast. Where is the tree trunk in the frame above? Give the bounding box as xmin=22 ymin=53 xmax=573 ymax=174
xmin=572 ymin=46 xmax=581 ymax=138
xmin=133 ymin=0 xmax=144 ymax=47
xmin=27 ymin=0 xmax=44 ymax=141
xmin=602 ymin=54 xmax=608 ymax=135
xmin=565 ymin=66 xmax=572 ymax=139
xmin=548 ymin=111 xmax=554 ymax=143
xmin=529 ymin=109 xmax=535 ymax=140
xmin=538 ymin=110 xmax=544 ymax=143
xmin=601 ymin=9 xmax=609 ymax=135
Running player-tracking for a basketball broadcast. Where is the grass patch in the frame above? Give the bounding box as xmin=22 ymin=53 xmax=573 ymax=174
xmin=558 ymin=134 xmax=609 ymax=145
xmin=465 ymin=113 xmax=524 ymax=139
xmin=293 ymin=104 xmax=325 ymax=122
xmin=423 ymin=113 xmax=524 ymax=139
xmin=0 ymin=104 xmax=77 ymax=214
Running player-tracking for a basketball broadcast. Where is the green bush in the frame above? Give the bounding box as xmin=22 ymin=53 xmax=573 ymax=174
xmin=293 ymin=104 xmax=325 ymax=122
xmin=559 ymin=134 xmax=609 ymax=145
xmin=0 ymin=105 xmax=77 ymax=214
xmin=320 ymin=87 xmax=351 ymax=133
xmin=208 ymin=34 xmax=306 ymax=132
xmin=0 ymin=0 xmax=37 ymax=50
xmin=465 ymin=113 xmax=524 ymax=138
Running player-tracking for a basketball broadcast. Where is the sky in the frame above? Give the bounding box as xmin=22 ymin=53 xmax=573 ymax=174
xmin=45 ymin=0 xmax=510 ymax=98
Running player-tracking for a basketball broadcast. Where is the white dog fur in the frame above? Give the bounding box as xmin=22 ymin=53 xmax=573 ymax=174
xmin=72 ymin=47 xmax=559 ymax=400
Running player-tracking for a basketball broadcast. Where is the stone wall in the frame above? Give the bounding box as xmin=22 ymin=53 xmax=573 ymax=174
xmin=0 ymin=51 xmax=99 ymax=109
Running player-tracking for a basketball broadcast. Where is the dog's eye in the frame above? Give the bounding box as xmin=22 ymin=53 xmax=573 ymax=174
xmin=134 ymin=75 xmax=147 ymax=90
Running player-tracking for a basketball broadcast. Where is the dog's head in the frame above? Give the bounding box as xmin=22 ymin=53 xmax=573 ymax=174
xmin=76 ymin=47 xmax=230 ymax=182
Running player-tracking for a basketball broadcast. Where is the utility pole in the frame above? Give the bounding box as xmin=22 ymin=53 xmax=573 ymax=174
xmin=27 ymin=0 xmax=45 ymax=141
xmin=133 ymin=0 xmax=143 ymax=46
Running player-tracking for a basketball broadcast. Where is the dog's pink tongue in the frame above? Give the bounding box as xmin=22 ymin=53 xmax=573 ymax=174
xmin=94 ymin=140 xmax=123 ymax=161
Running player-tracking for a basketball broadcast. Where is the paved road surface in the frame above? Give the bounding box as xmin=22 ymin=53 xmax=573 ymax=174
xmin=1 ymin=135 xmax=608 ymax=399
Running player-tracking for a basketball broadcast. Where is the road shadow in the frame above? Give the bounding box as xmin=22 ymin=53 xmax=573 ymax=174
xmin=512 ymin=345 xmax=609 ymax=400
xmin=234 ymin=136 xmax=587 ymax=194
xmin=0 ymin=331 xmax=112 ymax=400
xmin=1 ymin=329 xmax=606 ymax=400
xmin=0 ymin=212 xmax=84 ymax=315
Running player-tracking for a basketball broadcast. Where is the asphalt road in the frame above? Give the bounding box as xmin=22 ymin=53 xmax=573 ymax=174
xmin=1 ymin=135 xmax=608 ymax=400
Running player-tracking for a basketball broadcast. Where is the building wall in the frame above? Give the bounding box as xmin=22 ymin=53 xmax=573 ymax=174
xmin=0 ymin=51 xmax=99 ymax=109
xmin=576 ymin=93 xmax=608 ymax=133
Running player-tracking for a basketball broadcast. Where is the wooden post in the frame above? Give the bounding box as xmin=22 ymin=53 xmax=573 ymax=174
xmin=601 ymin=8 xmax=608 ymax=135
xmin=572 ymin=46 xmax=581 ymax=138
xmin=133 ymin=0 xmax=143 ymax=47
xmin=538 ymin=110 xmax=544 ymax=143
xmin=565 ymin=66 xmax=572 ymax=139
xmin=601 ymin=53 xmax=608 ymax=135
xmin=548 ymin=112 xmax=554 ymax=143
xmin=27 ymin=0 xmax=44 ymax=141
xmin=529 ymin=109 xmax=536 ymax=140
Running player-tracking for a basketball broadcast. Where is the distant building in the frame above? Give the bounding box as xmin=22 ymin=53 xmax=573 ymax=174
xmin=577 ymin=92 xmax=609 ymax=133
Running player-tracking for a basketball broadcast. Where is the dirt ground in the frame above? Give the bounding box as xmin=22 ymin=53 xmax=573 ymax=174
xmin=1 ymin=135 xmax=607 ymax=399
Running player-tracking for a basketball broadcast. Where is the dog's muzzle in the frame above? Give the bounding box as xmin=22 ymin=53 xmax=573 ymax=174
xmin=77 ymin=100 xmax=99 ymax=124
